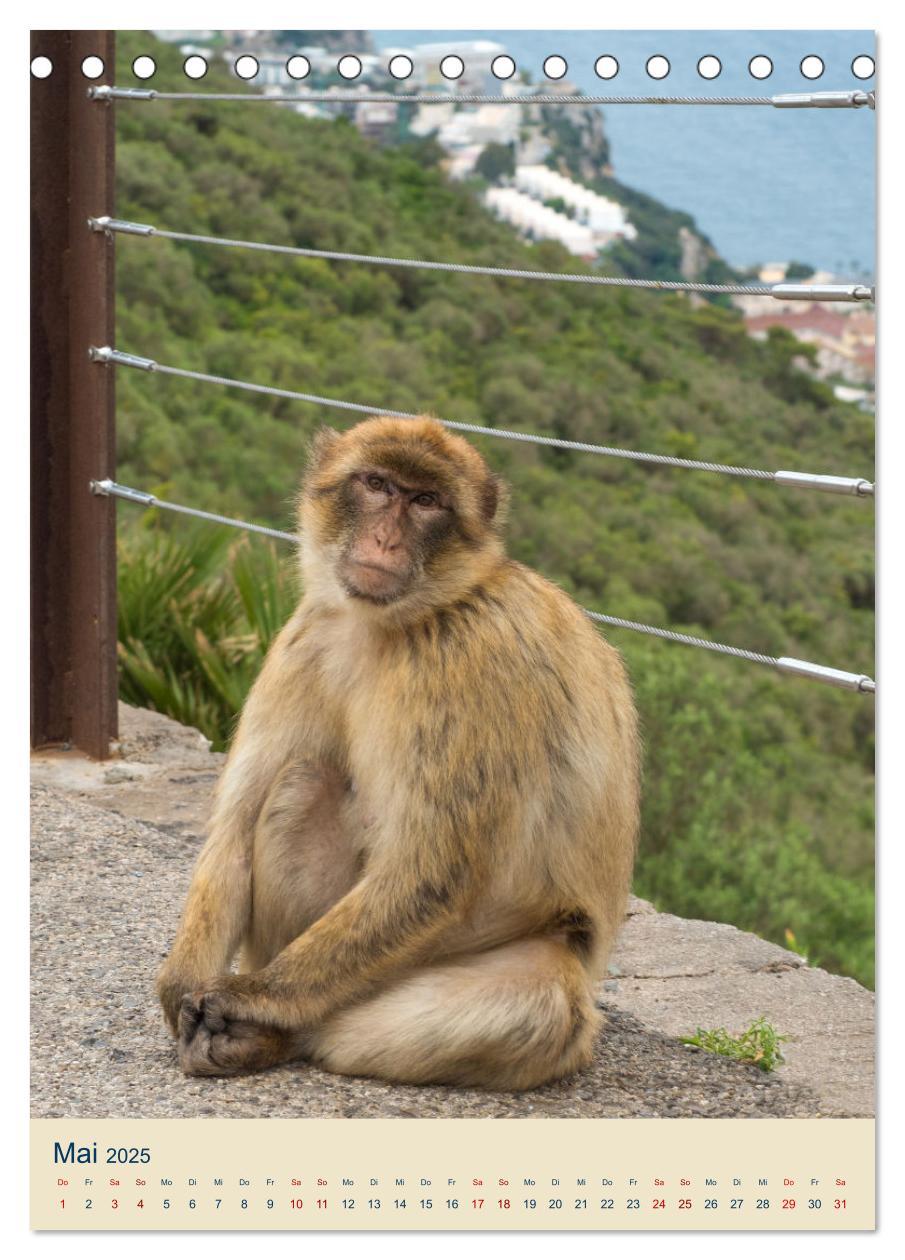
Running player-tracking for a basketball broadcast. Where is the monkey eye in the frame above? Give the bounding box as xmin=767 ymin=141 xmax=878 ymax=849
xmin=411 ymin=491 xmax=439 ymax=508
xmin=365 ymin=474 xmax=386 ymax=492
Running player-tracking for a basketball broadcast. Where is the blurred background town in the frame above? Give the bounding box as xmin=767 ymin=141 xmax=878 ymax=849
xmin=153 ymin=28 xmax=875 ymax=404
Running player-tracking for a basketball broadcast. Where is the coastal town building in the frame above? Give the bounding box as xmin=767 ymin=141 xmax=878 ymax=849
xmin=513 ymin=165 xmax=636 ymax=241
xmin=735 ymin=264 xmax=875 ymax=388
xmin=484 ymin=187 xmax=597 ymax=256
xmin=744 ymin=305 xmax=875 ymax=386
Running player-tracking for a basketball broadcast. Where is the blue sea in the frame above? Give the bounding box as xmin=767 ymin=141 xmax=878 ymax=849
xmin=373 ymin=29 xmax=876 ymax=275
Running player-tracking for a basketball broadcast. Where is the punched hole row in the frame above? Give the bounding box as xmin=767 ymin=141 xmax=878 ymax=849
xmin=30 ymin=51 xmax=877 ymax=83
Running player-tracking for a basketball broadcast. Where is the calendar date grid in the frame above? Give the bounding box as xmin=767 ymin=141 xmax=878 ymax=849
xmin=52 ymin=1170 xmax=854 ymax=1220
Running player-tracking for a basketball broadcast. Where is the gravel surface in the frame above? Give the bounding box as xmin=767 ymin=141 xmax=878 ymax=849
xmin=31 ymin=781 xmax=818 ymax=1119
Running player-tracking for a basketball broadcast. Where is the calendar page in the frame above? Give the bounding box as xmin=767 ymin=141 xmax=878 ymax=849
xmin=29 ymin=9 xmax=877 ymax=1238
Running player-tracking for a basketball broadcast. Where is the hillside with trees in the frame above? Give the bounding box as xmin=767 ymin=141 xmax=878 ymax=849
xmin=113 ymin=32 xmax=875 ymax=985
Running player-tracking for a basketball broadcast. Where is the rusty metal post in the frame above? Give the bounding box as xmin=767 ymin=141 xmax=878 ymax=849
xmin=31 ymin=31 xmax=117 ymax=758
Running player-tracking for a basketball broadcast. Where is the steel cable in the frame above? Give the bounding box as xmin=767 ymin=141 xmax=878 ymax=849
xmin=90 ymin=86 xmax=875 ymax=109
xmin=88 ymin=218 xmax=874 ymax=303
xmin=89 ymin=347 xmax=873 ymax=496
xmin=91 ymin=478 xmax=875 ymax=693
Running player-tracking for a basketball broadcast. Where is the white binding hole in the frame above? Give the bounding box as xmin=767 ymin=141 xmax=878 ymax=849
xmin=286 ymin=56 xmax=310 ymax=80
xmin=235 ymin=55 xmax=259 ymax=81
xmin=338 ymin=55 xmax=362 ymax=80
xmin=31 ymin=56 xmax=53 ymax=79
xmin=492 ymin=55 xmax=515 ymax=80
xmin=81 ymin=56 xmax=105 ymax=80
xmin=697 ymin=55 xmax=721 ymax=80
xmin=388 ymin=54 xmax=413 ymax=80
xmin=543 ymin=55 xmax=567 ymax=80
xmin=748 ymin=55 xmax=773 ymax=80
xmin=646 ymin=55 xmax=670 ymax=80
xmin=594 ymin=55 xmax=619 ymax=80
xmin=132 ymin=56 xmax=156 ymax=80
xmin=183 ymin=55 xmax=208 ymax=81
xmin=851 ymin=55 xmax=875 ymax=80
xmin=800 ymin=55 xmax=825 ymax=80
xmin=440 ymin=55 xmax=464 ymax=80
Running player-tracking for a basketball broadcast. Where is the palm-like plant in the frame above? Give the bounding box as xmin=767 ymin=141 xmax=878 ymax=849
xmin=117 ymin=516 xmax=299 ymax=749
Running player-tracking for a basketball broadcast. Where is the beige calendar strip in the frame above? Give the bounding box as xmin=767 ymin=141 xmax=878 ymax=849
xmin=31 ymin=1117 xmax=874 ymax=1231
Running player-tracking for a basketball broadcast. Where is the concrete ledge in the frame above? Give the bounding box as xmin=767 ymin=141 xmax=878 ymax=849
xmin=609 ymin=901 xmax=873 ymax=1117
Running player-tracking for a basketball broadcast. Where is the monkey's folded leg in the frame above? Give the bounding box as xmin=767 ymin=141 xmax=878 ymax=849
xmin=300 ymin=936 xmax=601 ymax=1090
xmin=178 ymin=935 xmax=600 ymax=1089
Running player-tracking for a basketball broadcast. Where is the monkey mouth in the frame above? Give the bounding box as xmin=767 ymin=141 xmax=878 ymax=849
xmin=341 ymin=559 xmax=410 ymax=604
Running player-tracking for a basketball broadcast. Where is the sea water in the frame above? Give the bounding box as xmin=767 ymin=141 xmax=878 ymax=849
xmin=373 ymin=29 xmax=876 ymax=275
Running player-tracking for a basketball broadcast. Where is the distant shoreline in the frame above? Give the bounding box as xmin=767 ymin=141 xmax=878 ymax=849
xmin=371 ymin=28 xmax=876 ymax=273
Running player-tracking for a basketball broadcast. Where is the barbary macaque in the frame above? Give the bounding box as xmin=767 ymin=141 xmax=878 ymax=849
xmin=157 ymin=416 xmax=640 ymax=1088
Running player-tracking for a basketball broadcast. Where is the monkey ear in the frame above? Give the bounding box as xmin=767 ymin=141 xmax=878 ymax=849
xmin=481 ymin=474 xmax=503 ymax=522
xmin=307 ymin=427 xmax=342 ymax=470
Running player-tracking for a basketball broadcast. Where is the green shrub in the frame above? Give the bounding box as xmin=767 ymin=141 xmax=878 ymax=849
xmin=118 ymin=516 xmax=298 ymax=749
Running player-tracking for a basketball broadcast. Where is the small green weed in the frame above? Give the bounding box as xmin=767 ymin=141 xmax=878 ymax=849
xmin=681 ymin=1016 xmax=789 ymax=1073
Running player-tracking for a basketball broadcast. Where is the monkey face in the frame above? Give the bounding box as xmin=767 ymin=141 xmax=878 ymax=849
xmin=300 ymin=417 xmax=509 ymax=616
xmin=337 ymin=468 xmax=455 ymax=605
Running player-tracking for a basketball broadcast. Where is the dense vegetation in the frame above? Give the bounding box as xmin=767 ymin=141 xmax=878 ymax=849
xmin=113 ymin=32 xmax=875 ymax=985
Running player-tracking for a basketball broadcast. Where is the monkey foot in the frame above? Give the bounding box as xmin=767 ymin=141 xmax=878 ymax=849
xmin=177 ymin=991 xmax=293 ymax=1077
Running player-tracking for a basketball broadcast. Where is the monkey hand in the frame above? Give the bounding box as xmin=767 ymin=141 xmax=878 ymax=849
xmin=156 ymin=959 xmax=205 ymax=1038
xmin=176 ymin=977 xmax=299 ymax=1078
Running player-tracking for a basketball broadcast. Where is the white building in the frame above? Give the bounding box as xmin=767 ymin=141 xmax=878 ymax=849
xmin=446 ymin=145 xmax=485 ymax=181
xmin=485 ymin=187 xmax=597 ymax=257
xmin=355 ymin=98 xmax=399 ymax=139
xmin=440 ymin=104 xmax=520 ymax=148
xmin=514 ymin=165 xmax=636 ymax=242
xmin=409 ymin=101 xmax=456 ymax=138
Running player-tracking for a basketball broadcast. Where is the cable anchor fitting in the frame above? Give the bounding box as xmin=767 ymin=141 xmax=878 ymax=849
xmin=90 ymin=478 xmax=155 ymax=506
xmin=774 ymin=471 xmax=875 ymax=497
xmin=771 ymin=283 xmax=874 ymax=302
xmin=88 ymin=85 xmax=156 ymax=101
xmin=772 ymin=90 xmax=875 ymax=109
xmin=777 ymin=658 xmax=875 ymax=692
xmin=89 ymin=346 xmax=157 ymax=371
xmin=88 ymin=216 xmax=155 ymax=237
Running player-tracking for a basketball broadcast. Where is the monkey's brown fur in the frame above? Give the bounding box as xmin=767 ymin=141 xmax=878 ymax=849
xmin=157 ymin=416 xmax=640 ymax=1089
